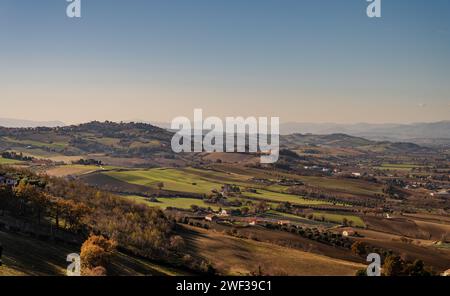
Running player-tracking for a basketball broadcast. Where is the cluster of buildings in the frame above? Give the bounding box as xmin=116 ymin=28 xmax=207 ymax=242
xmin=303 ymin=165 xmax=332 ymax=173
xmin=429 ymin=189 xmax=450 ymax=198
xmin=204 ymin=209 xmax=230 ymax=222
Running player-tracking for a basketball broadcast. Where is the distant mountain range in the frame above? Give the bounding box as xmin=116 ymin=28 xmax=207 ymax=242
xmin=0 ymin=118 xmax=65 ymax=128
xmin=279 ymin=121 xmax=450 ymax=146
xmin=280 ymin=133 xmax=432 ymax=154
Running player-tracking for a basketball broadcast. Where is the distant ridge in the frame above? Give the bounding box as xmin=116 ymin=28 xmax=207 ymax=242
xmin=279 ymin=121 xmax=450 ymax=146
xmin=138 ymin=120 xmax=450 ymax=146
xmin=0 ymin=118 xmax=65 ymax=128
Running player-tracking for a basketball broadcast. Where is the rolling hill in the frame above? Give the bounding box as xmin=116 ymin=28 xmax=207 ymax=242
xmin=0 ymin=121 xmax=175 ymax=160
xmin=280 ymin=121 xmax=450 ymax=146
xmin=0 ymin=121 xmax=436 ymax=165
xmin=280 ymin=133 xmax=433 ymax=154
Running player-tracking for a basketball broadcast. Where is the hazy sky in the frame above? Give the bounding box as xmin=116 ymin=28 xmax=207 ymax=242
xmin=1 ymin=0 xmax=449 ymax=124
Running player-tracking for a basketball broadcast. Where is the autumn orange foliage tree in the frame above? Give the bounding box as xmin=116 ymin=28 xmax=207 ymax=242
xmin=80 ymin=234 xmax=116 ymax=276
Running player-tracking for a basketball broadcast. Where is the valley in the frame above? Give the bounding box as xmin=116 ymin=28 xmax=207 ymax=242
xmin=0 ymin=121 xmax=449 ymax=276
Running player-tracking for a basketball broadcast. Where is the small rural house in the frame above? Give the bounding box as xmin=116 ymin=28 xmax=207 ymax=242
xmin=342 ymin=229 xmax=356 ymax=237
xmin=204 ymin=214 xmax=218 ymax=222
xmin=277 ymin=220 xmax=290 ymax=226
xmin=218 ymin=209 xmax=229 ymax=217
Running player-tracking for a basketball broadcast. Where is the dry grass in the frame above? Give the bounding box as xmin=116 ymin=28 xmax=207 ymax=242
xmin=0 ymin=230 xmax=188 ymax=276
xmin=44 ymin=165 xmax=103 ymax=177
xmin=181 ymin=225 xmax=364 ymax=276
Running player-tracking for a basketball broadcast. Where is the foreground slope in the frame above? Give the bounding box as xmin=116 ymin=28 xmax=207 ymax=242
xmin=180 ymin=225 xmax=365 ymax=276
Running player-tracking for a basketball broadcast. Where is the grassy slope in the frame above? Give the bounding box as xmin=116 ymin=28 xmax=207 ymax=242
xmin=44 ymin=165 xmax=105 ymax=177
xmin=2 ymin=137 xmax=69 ymax=150
xmin=213 ymin=165 xmax=383 ymax=197
xmin=0 ymin=157 xmax=23 ymax=165
xmin=106 ymin=168 xmax=217 ymax=194
xmin=312 ymin=212 xmax=366 ymax=227
xmin=299 ymin=176 xmax=382 ymax=196
xmin=125 ymin=195 xmax=222 ymax=211
xmin=181 ymin=225 xmax=364 ymax=276
xmin=0 ymin=231 xmax=187 ymax=276
xmin=107 ymin=168 xmax=330 ymax=206
xmin=0 ymin=231 xmax=78 ymax=276
xmin=243 ymin=190 xmax=331 ymax=205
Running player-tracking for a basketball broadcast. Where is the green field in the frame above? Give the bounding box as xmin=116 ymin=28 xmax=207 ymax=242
xmin=107 ymin=167 xmax=337 ymax=208
xmin=0 ymin=157 xmax=23 ymax=165
xmin=299 ymin=176 xmax=382 ymax=196
xmin=125 ymin=195 xmax=223 ymax=210
xmin=2 ymin=137 xmax=69 ymax=150
xmin=312 ymin=212 xmax=365 ymax=227
xmin=88 ymin=137 xmax=122 ymax=146
xmin=243 ymin=190 xmax=332 ymax=206
xmin=106 ymin=168 xmax=222 ymax=194
xmin=43 ymin=164 xmax=116 ymax=177
xmin=264 ymin=210 xmax=326 ymax=224
xmin=435 ymin=242 xmax=450 ymax=250
xmin=106 ymin=167 xmax=262 ymax=193
xmin=374 ymin=163 xmax=425 ymax=171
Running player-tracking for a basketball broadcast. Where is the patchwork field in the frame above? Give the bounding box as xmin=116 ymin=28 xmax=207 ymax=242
xmin=243 ymin=190 xmax=332 ymax=206
xmin=106 ymin=168 xmax=223 ymax=194
xmin=298 ymin=176 xmax=383 ymax=197
xmin=105 ymin=167 xmax=336 ymax=208
xmin=125 ymin=195 xmax=223 ymax=210
xmin=1 ymin=121 xmax=448 ymax=276
xmin=214 ymin=165 xmax=384 ymax=198
xmin=0 ymin=157 xmax=23 ymax=165
xmin=312 ymin=212 xmax=366 ymax=228
xmin=363 ymin=216 xmax=450 ymax=241
xmin=1 ymin=137 xmax=69 ymax=150
xmin=44 ymin=165 xmax=105 ymax=177
xmin=374 ymin=163 xmax=426 ymax=171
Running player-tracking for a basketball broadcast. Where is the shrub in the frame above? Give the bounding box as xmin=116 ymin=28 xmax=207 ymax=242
xmin=80 ymin=234 xmax=116 ymax=275
xmin=169 ymin=235 xmax=185 ymax=252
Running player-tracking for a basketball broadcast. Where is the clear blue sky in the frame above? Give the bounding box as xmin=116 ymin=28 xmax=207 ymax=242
xmin=1 ymin=0 xmax=449 ymax=124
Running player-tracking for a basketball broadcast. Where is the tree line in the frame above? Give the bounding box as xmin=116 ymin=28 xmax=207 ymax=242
xmin=0 ymin=166 xmax=185 ymax=274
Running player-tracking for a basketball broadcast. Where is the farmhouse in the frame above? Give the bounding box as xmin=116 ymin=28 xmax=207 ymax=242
xmin=248 ymin=219 xmax=258 ymax=226
xmin=245 ymin=217 xmax=258 ymax=226
xmin=277 ymin=220 xmax=290 ymax=226
xmin=342 ymin=229 xmax=356 ymax=237
xmin=204 ymin=214 xmax=218 ymax=222
xmin=218 ymin=209 xmax=229 ymax=217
